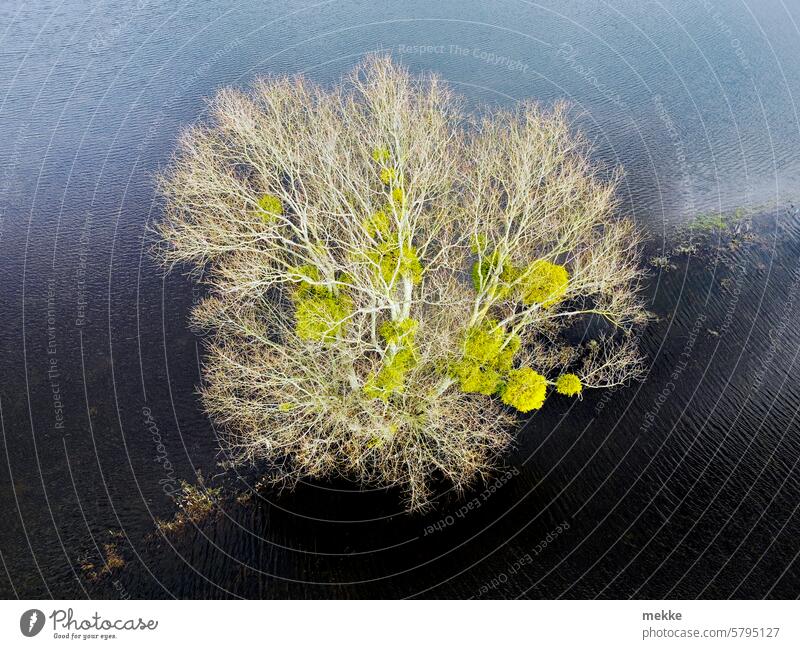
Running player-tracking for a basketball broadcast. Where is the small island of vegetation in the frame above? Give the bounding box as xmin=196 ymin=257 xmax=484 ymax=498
xmin=156 ymin=57 xmax=648 ymax=509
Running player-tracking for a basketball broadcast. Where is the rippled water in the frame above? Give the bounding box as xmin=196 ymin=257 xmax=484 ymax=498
xmin=1 ymin=0 xmax=800 ymax=598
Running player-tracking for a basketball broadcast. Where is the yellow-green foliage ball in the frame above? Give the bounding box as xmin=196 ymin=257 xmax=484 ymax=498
xmin=257 ymin=194 xmax=283 ymax=221
xmin=362 ymin=210 xmax=391 ymax=238
xmin=380 ymin=167 xmax=398 ymax=184
xmin=556 ymin=373 xmax=582 ymax=396
xmin=462 ymin=320 xmax=518 ymax=369
xmin=391 ymin=186 xmax=405 ymax=206
xmin=495 ymin=333 xmax=521 ymax=372
xmin=464 ymin=320 xmax=503 ymax=362
xmin=453 ymin=320 xmax=520 ymax=395
xmin=455 ymin=363 xmax=502 ymax=396
xmin=501 ymin=367 xmax=547 ymax=413
xmin=291 ymin=264 xmax=326 ymax=298
xmin=371 ymin=147 xmax=391 ymax=163
xmin=294 ymin=293 xmax=352 ymax=342
xmin=379 ymin=318 xmax=418 ymax=346
xmin=520 ymin=260 xmax=569 ymax=307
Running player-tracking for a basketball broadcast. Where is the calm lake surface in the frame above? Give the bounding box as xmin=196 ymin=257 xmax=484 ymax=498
xmin=2 ymin=0 xmax=800 ymax=598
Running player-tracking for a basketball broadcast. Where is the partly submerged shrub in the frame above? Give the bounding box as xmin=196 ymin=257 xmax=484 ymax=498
xmin=157 ymin=57 xmax=648 ymax=510
xmin=501 ymin=368 xmax=548 ymax=413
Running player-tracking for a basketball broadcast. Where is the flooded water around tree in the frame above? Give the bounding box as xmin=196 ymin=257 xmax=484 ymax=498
xmin=1 ymin=0 xmax=799 ymax=597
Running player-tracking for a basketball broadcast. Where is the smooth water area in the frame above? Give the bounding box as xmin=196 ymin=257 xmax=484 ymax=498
xmin=1 ymin=0 xmax=800 ymax=598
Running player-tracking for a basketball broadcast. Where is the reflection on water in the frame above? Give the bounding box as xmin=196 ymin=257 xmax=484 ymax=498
xmin=1 ymin=0 xmax=799 ymax=598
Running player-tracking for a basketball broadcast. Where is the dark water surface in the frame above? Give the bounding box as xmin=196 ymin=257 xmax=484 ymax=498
xmin=2 ymin=0 xmax=800 ymax=598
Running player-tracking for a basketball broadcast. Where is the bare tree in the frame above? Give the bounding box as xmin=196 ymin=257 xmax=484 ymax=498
xmin=156 ymin=56 xmax=649 ymax=510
